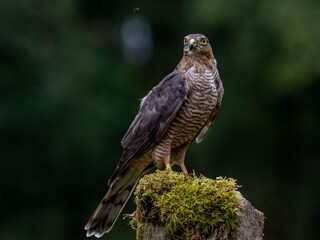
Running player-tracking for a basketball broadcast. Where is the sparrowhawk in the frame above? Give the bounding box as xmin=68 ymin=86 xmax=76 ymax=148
xmin=85 ymin=33 xmax=224 ymax=237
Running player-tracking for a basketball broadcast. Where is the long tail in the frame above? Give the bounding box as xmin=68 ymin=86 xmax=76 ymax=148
xmin=85 ymin=162 xmax=154 ymax=238
xmin=85 ymin=169 xmax=141 ymax=237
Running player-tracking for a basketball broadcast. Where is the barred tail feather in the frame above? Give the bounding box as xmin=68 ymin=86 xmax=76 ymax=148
xmin=85 ymin=171 xmax=140 ymax=238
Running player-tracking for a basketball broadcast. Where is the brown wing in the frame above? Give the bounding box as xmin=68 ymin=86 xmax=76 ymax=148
xmin=108 ymin=71 xmax=188 ymax=185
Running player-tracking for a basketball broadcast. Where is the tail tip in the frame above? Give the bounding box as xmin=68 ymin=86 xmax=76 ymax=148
xmin=85 ymin=227 xmax=106 ymax=238
xmin=85 ymin=220 xmax=112 ymax=238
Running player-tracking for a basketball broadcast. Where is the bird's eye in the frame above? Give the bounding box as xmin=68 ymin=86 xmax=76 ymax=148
xmin=183 ymin=38 xmax=187 ymax=45
xmin=200 ymin=38 xmax=207 ymax=45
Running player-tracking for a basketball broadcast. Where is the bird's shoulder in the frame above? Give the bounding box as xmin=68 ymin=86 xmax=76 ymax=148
xmin=108 ymin=70 xmax=190 ymax=186
xmin=121 ymin=70 xmax=188 ymax=147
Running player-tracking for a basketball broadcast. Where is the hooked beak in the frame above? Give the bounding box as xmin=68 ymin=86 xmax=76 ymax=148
xmin=188 ymin=38 xmax=196 ymax=51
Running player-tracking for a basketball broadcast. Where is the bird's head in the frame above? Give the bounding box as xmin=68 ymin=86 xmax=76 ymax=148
xmin=183 ymin=34 xmax=213 ymax=57
xmin=181 ymin=33 xmax=216 ymax=69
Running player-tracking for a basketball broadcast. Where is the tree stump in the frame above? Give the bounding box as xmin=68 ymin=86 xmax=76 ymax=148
xmin=128 ymin=170 xmax=264 ymax=240
xmin=139 ymin=198 xmax=264 ymax=240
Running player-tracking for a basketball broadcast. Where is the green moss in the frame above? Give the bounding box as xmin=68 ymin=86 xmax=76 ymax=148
xmin=129 ymin=170 xmax=243 ymax=240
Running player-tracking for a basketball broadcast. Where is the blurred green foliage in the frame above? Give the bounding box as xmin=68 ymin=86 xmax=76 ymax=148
xmin=0 ymin=0 xmax=319 ymax=239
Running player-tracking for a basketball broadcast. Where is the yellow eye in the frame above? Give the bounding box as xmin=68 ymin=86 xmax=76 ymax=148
xmin=183 ymin=38 xmax=187 ymax=45
xmin=200 ymin=38 xmax=207 ymax=45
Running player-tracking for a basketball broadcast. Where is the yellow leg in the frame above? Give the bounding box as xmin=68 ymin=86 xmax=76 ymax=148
xmin=179 ymin=162 xmax=188 ymax=175
xmin=165 ymin=162 xmax=172 ymax=171
xmin=164 ymin=153 xmax=172 ymax=171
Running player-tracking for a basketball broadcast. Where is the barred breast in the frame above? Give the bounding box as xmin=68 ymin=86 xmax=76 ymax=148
xmin=168 ymin=66 xmax=219 ymax=148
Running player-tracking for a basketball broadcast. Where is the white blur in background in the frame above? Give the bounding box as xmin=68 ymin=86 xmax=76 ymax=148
xmin=120 ymin=16 xmax=153 ymax=66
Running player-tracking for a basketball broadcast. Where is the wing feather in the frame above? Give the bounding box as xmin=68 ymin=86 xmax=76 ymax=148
xmin=108 ymin=71 xmax=188 ymax=186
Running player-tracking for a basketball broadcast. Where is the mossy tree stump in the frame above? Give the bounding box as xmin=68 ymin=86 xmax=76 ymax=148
xmin=128 ymin=170 xmax=264 ymax=240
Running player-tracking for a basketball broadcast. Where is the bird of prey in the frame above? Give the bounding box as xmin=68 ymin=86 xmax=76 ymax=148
xmin=85 ymin=33 xmax=224 ymax=237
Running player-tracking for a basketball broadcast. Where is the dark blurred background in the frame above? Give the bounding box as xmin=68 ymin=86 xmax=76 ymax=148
xmin=1 ymin=0 xmax=319 ymax=239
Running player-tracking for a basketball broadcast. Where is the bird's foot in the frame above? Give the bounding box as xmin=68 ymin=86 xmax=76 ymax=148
xmin=179 ymin=163 xmax=188 ymax=175
xmin=165 ymin=162 xmax=172 ymax=171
